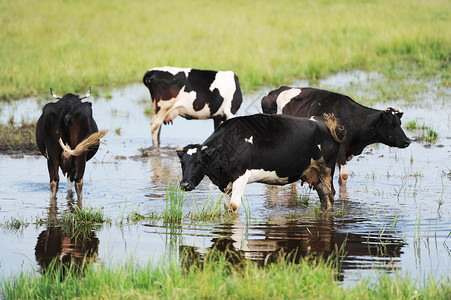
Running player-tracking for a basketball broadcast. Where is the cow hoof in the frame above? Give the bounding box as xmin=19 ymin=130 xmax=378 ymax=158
xmin=231 ymin=202 xmax=240 ymax=212
xmin=338 ymin=174 xmax=348 ymax=186
xmin=50 ymin=181 xmax=58 ymax=198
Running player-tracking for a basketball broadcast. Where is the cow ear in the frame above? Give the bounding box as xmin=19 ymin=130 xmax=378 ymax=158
xmin=394 ymin=109 xmax=404 ymax=119
xmin=176 ymin=147 xmax=185 ymax=159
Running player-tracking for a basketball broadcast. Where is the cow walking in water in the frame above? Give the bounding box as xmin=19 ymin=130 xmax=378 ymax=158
xmin=143 ymin=67 xmax=243 ymax=148
xmin=177 ymin=113 xmax=345 ymax=212
xmin=261 ymin=87 xmax=411 ymax=187
xmin=36 ymin=88 xmax=106 ymax=200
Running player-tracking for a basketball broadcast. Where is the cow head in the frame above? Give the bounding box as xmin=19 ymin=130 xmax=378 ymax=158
xmin=176 ymin=144 xmax=217 ymax=191
xmin=50 ymin=87 xmax=91 ymax=100
xmin=375 ymin=108 xmax=411 ymax=148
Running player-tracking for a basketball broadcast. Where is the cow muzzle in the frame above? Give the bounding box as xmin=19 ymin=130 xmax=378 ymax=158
xmin=180 ymin=181 xmax=194 ymax=191
xmin=399 ymin=138 xmax=411 ymax=148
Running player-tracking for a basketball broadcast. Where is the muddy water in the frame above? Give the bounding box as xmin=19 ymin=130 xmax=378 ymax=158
xmin=1 ymin=72 xmax=450 ymax=286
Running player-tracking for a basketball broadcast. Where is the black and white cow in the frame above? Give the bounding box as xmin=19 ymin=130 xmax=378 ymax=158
xmin=177 ymin=113 xmax=345 ymax=212
xmin=36 ymin=88 xmax=106 ymax=200
xmin=143 ymin=67 xmax=243 ymax=147
xmin=261 ymin=87 xmax=411 ymax=186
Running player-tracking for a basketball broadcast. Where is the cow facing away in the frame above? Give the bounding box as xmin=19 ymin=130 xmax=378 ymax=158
xmin=261 ymin=87 xmax=411 ymax=186
xmin=177 ymin=113 xmax=345 ymax=212
xmin=143 ymin=67 xmax=243 ymax=148
xmin=36 ymin=88 xmax=106 ymax=200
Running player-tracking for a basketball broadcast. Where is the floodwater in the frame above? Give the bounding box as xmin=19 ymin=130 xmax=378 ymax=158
xmin=0 ymin=71 xmax=450 ymax=286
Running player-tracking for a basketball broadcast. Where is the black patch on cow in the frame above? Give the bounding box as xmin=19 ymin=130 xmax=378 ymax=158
xmin=231 ymin=74 xmax=243 ymax=115
xmin=185 ymin=69 xmax=224 ymax=114
xmin=143 ymin=70 xmax=187 ymax=114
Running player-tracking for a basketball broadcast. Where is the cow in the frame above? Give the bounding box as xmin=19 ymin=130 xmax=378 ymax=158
xmin=176 ymin=113 xmax=345 ymax=212
xmin=261 ymin=87 xmax=411 ymax=186
xmin=143 ymin=66 xmax=243 ymax=148
xmin=36 ymin=88 xmax=106 ymax=200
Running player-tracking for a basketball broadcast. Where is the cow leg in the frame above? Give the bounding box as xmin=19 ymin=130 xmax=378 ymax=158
xmin=304 ymin=158 xmax=334 ymax=211
xmin=47 ymin=157 xmax=60 ymax=198
xmin=316 ymin=166 xmax=334 ymax=211
xmin=229 ymin=171 xmax=251 ymax=212
xmin=316 ymin=182 xmax=334 ymax=211
xmin=73 ymin=156 xmax=87 ymax=201
xmin=75 ymin=179 xmax=83 ymax=201
xmin=67 ymin=177 xmax=73 ymax=192
xmin=150 ymin=115 xmax=165 ymax=148
xmin=338 ymin=164 xmax=349 ymax=186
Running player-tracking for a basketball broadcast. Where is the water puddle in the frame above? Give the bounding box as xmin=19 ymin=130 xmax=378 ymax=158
xmin=0 ymin=71 xmax=450 ymax=285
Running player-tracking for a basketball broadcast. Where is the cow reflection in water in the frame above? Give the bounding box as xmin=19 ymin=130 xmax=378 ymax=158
xmin=35 ymin=227 xmax=99 ymax=274
xmin=180 ymin=216 xmax=405 ymax=275
xmin=36 ymin=197 xmax=99 ymax=275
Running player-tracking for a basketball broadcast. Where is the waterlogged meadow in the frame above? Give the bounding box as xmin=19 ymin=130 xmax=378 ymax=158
xmin=1 ymin=0 xmax=451 ymax=298
xmin=1 ymin=71 xmax=450 ymax=298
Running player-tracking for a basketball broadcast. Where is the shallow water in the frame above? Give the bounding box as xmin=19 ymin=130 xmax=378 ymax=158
xmin=0 ymin=72 xmax=450 ymax=286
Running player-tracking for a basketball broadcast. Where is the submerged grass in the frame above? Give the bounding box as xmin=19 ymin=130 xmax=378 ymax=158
xmin=1 ymin=251 xmax=450 ymax=299
xmin=0 ymin=0 xmax=449 ymax=100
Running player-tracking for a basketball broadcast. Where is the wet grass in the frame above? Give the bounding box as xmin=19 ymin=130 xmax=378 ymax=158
xmin=406 ymin=120 xmax=439 ymax=143
xmin=164 ymin=179 xmax=187 ymax=223
xmin=1 ymin=250 xmax=450 ymax=299
xmin=421 ymin=128 xmax=439 ymax=143
xmin=0 ymin=120 xmax=38 ymax=153
xmin=0 ymin=216 xmax=29 ymax=231
xmin=188 ymin=195 xmax=225 ymax=222
xmin=0 ymin=205 xmax=111 ymax=242
xmin=1 ymin=0 xmax=449 ymax=100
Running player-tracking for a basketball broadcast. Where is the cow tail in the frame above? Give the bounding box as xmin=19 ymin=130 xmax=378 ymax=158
xmin=323 ymin=113 xmax=345 ymax=143
xmin=58 ymin=130 xmax=107 ymax=157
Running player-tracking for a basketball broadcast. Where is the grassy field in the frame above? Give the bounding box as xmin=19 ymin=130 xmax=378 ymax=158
xmin=0 ymin=0 xmax=449 ymax=100
xmin=2 ymin=253 xmax=450 ymax=299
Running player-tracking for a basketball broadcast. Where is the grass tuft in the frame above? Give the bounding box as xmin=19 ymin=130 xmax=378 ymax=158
xmin=164 ymin=179 xmax=187 ymax=223
xmin=189 ymin=194 xmax=224 ymax=222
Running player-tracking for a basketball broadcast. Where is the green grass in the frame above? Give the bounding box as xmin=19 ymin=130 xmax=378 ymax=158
xmin=1 ymin=251 xmax=450 ymax=299
xmin=0 ymin=0 xmax=449 ymax=100
xmin=35 ymin=204 xmax=111 ymax=240
xmin=421 ymin=128 xmax=439 ymax=142
xmin=406 ymin=120 xmax=426 ymax=131
xmin=405 ymin=120 xmax=439 ymax=142
xmin=164 ymin=179 xmax=187 ymax=223
xmin=188 ymin=194 xmax=225 ymax=222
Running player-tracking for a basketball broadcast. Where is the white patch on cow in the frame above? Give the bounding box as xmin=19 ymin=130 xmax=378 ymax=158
xmin=276 ymin=88 xmax=302 ymax=114
xmin=229 ymin=169 xmax=290 ymax=211
xmin=309 ymin=116 xmax=317 ymax=122
xmin=151 ymin=66 xmax=191 ymax=77
xmin=209 ymin=71 xmax=237 ymax=119
xmin=187 ymin=148 xmax=198 ymax=156
xmin=156 ymin=87 xmax=214 ymax=122
xmin=247 ymin=169 xmax=290 ymax=185
xmin=245 ymin=136 xmax=253 ymax=144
